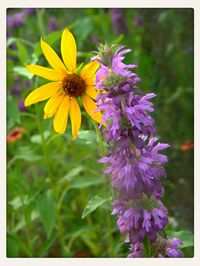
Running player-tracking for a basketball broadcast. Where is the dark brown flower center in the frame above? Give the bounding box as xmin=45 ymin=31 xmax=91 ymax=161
xmin=62 ymin=74 xmax=85 ymax=97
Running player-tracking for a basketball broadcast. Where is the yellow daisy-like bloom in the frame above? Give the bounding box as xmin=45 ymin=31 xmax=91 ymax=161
xmin=25 ymin=28 xmax=102 ymax=139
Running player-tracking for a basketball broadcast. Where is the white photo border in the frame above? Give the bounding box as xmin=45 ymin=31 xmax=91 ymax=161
xmin=1 ymin=0 xmax=199 ymax=265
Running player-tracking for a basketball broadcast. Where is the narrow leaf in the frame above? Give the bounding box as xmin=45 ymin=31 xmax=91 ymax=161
xmin=14 ymin=66 xmax=33 ymax=79
xmin=30 ymin=131 xmax=51 ymax=145
xmin=7 ymin=95 xmax=21 ymax=124
xmin=37 ymin=194 xmax=56 ymax=239
xmin=82 ymin=195 xmax=109 ymax=219
xmin=16 ymin=41 xmax=29 ymax=64
xmin=38 ymin=234 xmax=57 ymax=257
xmin=58 ymin=165 xmax=85 ymax=184
xmin=69 ymin=176 xmax=107 ymax=189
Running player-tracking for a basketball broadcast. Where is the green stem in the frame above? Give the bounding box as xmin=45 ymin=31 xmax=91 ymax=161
xmin=93 ymin=121 xmax=106 ymax=155
xmin=19 ymin=191 xmax=33 ymax=256
xmin=56 ymin=207 xmax=66 ymax=253
xmin=143 ymin=234 xmax=151 ymax=257
xmin=35 ymin=105 xmax=54 ymax=187
xmin=20 ymin=112 xmax=36 ymax=119
xmin=56 ymin=186 xmax=70 ymax=254
xmin=106 ymin=212 xmax=114 ymax=256
xmin=36 ymin=9 xmax=46 ymax=37
xmin=15 ymin=38 xmax=35 ymax=48
xmin=34 ymin=105 xmax=67 ymax=253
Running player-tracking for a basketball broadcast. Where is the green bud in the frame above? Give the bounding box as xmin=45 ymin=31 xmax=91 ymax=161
xmin=97 ymin=42 xmax=117 ymax=68
xmin=103 ymin=72 xmax=125 ymax=87
xmin=129 ymin=193 xmax=159 ymax=211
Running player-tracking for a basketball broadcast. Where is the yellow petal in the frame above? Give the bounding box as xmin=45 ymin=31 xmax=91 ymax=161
xmin=53 ymin=95 xmax=70 ymax=134
xmin=82 ymin=95 xmax=102 ymax=124
xmin=84 ymin=76 xmax=95 ymax=86
xmin=26 ymin=64 xmax=65 ymax=81
xmin=25 ymin=81 xmax=62 ymax=106
xmin=85 ymin=85 xmax=98 ymax=100
xmin=44 ymin=91 xmax=65 ymax=119
xmin=80 ymin=61 xmax=99 ymax=80
xmin=40 ymin=38 xmax=67 ymax=75
xmin=69 ymin=97 xmax=81 ymax=140
xmin=61 ymin=28 xmax=77 ymax=73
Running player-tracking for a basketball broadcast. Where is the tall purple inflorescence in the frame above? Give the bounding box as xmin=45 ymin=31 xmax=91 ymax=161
xmin=93 ymin=43 xmax=184 ymax=257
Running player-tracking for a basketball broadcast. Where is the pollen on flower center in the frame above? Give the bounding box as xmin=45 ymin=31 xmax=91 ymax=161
xmin=62 ymin=74 xmax=86 ymax=97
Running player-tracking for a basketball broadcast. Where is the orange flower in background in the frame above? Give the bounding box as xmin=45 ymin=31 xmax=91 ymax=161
xmin=180 ymin=140 xmax=194 ymax=152
xmin=7 ymin=127 xmax=25 ymax=143
xmin=25 ymin=28 xmax=102 ymax=139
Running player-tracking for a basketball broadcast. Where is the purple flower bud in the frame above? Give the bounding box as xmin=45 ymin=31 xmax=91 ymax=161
xmin=18 ymin=98 xmax=27 ymax=112
xmin=166 ymin=247 xmax=184 ymax=258
xmin=128 ymin=243 xmax=143 ymax=257
xmin=134 ymin=16 xmax=143 ymax=27
xmin=48 ymin=17 xmax=58 ymax=32
xmin=109 ymin=8 xmax=128 ymax=35
xmin=22 ymin=8 xmax=36 ymax=16
xmin=24 ymin=80 xmax=31 ymax=88
xmin=7 ymin=11 xmax=25 ymax=29
xmin=7 ymin=15 xmax=15 ymax=29
xmin=10 ymin=84 xmax=21 ymax=96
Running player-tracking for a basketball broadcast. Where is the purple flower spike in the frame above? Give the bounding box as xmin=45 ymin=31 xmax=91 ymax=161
xmin=94 ymin=43 xmax=184 ymax=258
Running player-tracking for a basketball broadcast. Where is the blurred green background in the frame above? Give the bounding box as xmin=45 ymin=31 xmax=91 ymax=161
xmin=7 ymin=8 xmax=194 ymax=257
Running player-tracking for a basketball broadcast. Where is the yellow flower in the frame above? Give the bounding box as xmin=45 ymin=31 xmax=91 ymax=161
xmin=25 ymin=28 xmax=102 ymax=139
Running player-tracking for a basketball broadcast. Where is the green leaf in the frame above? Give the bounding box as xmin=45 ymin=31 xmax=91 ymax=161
xmin=76 ymin=130 xmax=97 ymax=145
xmin=37 ymin=194 xmax=56 ymax=239
xmin=13 ymin=210 xmax=39 ymax=233
xmin=162 ymin=179 xmax=175 ymax=190
xmin=7 ymin=234 xmax=19 ymax=257
xmin=7 ymin=233 xmax=32 ymax=257
xmin=15 ymin=146 xmax=42 ymax=162
xmin=9 ymin=195 xmax=29 ymax=210
xmin=13 ymin=66 xmax=33 ymax=79
xmin=58 ymin=165 xmax=85 ymax=184
xmin=81 ymin=234 xmax=101 ymax=255
xmin=7 ymin=59 xmax=15 ymax=72
xmin=16 ymin=41 xmax=29 ymax=64
xmin=69 ymin=175 xmax=107 ymax=189
xmin=73 ymin=17 xmax=93 ymax=48
xmin=30 ymin=131 xmax=51 ymax=145
xmin=166 ymin=87 xmax=183 ymax=104
xmin=7 ymin=119 xmax=15 ymax=131
xmin=67 ymin=226 xmax=97 ymax=249
xmin=82 ymin=195 xmax=109 ymax=219
xmin=7 ymin=37 xmax=16 ymax=47
xmin=38 ymin=234 xmax=57 ymax=257
xmin=111 ymin=34 xmax=124 ymax=45
xmin=7 ymin=95 xmax=21 ymax=124
xmin=8 ymin=146 xmax=42 ymax=168
xmin=34 ymin=30 xmax=61 ymax=57
xmin=166 ymin=230 xmax=194 ymax=248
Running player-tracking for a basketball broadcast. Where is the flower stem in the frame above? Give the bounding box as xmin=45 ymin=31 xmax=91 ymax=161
xmin=36 ymin=9 xmax=46 ymax=37
xmin=35 ymin=105 xmax=54 ymax=187
xmin=93 ymin=122 xmax=106 ymax=155
xmin=106 ymin=212 xmax=114 ymax=256
xmin=143 ymin=234 xmax=151 ymax=257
